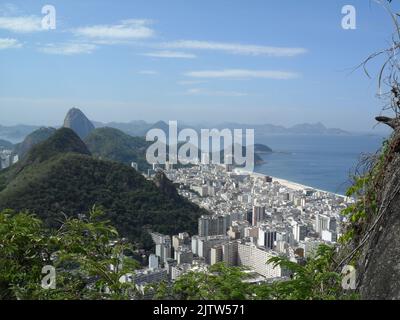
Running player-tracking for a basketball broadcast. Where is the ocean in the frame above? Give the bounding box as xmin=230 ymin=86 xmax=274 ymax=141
xmin=254 ymin=134 xmax=388 ymax=195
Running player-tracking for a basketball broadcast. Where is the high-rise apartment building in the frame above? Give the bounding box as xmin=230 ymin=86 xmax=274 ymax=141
xmin=252 ymin=206 xmax=265 ymax=226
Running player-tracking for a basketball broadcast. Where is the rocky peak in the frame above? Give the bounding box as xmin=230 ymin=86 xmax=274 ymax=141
xmin=63 ymin=108 xmax=95 ymax=139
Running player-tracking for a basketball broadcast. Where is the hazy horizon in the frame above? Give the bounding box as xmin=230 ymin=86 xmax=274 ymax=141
xmin=0 ymin=106 xmax=390 ymax=136
xmin=1 ymin=0 xmax=399 ymax=133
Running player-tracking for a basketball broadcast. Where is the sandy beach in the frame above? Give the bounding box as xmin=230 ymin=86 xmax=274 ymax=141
xmin=234 ymin=168 xmax=347 ymax=198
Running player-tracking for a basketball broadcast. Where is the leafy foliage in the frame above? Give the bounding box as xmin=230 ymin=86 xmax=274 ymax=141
xmin=0 ymin=207 xmax=140 ymax=300
xmin=340 ymin=139 xmax=390 ymax=246
xmin=151 ymin=263 xmax=253 ymax=300
xmin=258 ymin=245 xmax=349 ymax=300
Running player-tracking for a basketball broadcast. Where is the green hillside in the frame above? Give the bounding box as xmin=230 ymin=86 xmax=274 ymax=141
xmin=0 ymin=128 xmax=205 ymax=248
xmin=84 ymin=127 xmax=152 ymax=171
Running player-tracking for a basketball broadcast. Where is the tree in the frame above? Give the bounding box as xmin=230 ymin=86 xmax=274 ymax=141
xmin=0 ymin=210 xmax=46 ymax=299
xmin=152 ymin=263 xmax=252 ymax=300
xmin=0 ymin=207 xmax=140 ymax=300
xmin=256 ymin=245 xmax=346 ymax=300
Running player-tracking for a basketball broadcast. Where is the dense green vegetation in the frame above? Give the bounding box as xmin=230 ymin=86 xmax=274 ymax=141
xmin=0 ymin=128 xmax=89 ymax=190
xmin=15 ymin=127 xmax=90 ymax=173
xmin=84 ymin=127 xmax=152 ymax=171
xmin=0 ymin=128 xmax=205 ymax=248
xmin=0 ymin=207 xmax=140 ymax=300
xmin=339 ymin=140 xmax=389 ymax=247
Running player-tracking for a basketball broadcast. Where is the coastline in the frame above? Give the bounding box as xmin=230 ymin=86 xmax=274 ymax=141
xmin=234 ymin=168 xmax=347 ymax=198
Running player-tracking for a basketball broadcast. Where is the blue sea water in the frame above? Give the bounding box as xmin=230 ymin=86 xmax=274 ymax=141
xmin=254 ymin=134 xmax=388 ymax=195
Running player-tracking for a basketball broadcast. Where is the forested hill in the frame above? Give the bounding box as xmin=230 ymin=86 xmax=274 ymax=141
xmin=0 ymin=128 xmax=205 ymax=248
xmin=84 ymin=127 xmax=152 ymax=171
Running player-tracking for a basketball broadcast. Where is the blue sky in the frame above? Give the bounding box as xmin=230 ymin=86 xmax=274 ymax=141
xmin=0 ymin=0 xmax=398 ymax=132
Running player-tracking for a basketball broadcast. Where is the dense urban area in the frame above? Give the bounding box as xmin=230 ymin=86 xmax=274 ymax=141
xmin=129 ymin=161 xmax=352 ymax=295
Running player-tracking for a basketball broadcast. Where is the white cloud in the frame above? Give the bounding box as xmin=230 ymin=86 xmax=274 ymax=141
xmin=39 ymin=43 xmax=97 ymax=55
xmin=142 ymin=50 xmax=196 ymax=59
xmin=0 ymin=16 xmax=42 ymax=33
xmin=161 ymin=40 xmax=307 ymax=57
xmin=138 ymin=70 xmax=158 ymax=75
xmin=73 ymin=19 xmax=154 ymax=40
xmin=178 ymin=80 xmax=207 ymax=86
xmin=185 ymin=69 xmax=300 ymax=80
xmin=0 ymin=38 xmax=22 ymax=49
xmin=186 ymin=88 xmax=247 ymax=97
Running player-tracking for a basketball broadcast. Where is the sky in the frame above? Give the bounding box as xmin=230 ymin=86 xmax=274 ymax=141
xmin=0 ymin=0 xmax=399 ymax=132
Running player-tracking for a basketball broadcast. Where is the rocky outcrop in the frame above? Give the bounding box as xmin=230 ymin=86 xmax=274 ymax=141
xmin=357 ymin=116 xmax=400 ymax=299
xmin=63 ymin=108 xmax=95 ymax=139
xmin=153 ymin=170 xmax=180 ymax=200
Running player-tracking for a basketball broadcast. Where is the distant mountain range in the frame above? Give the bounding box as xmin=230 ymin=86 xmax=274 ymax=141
xmin=0 ymin=115 xmax=351 ymax=144
xmin=92 ymin=120 xmax=350 ymax=137
xmin=0 ymin=124 xmax=42 ymax=143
